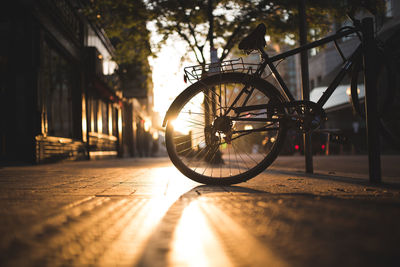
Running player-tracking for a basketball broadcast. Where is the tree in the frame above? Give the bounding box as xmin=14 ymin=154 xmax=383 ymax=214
xmin=85 ymin=0 xmax=385 ymax=69
xmin=84 ymin=0 xmax=152 ymax=64
xmin=83 ymin=0 xmax=154 ymax=98
xmin=147 ymin=0 xmax=385 ymax=65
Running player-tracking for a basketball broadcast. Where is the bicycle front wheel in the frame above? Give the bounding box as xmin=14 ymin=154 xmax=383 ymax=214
xmin=165 ymin=72 xmax=287 ymax=185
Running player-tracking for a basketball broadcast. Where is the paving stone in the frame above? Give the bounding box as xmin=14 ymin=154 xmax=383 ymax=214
xmin=0 ymin=157 xmax=399 ymax=266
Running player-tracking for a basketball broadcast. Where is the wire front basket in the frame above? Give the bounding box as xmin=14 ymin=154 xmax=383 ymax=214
xmin=183 ymin=58 xmax=260 ymax=83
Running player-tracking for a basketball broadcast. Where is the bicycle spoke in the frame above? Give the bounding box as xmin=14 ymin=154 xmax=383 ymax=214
xmin=200 ymin=145 xmax=221 ymax=176
xmin=166 ymin=72 xmax=286 ymax=184
xmin=178 ymin=111 xmax=206 ymax=116
xmin=231 ymin=141 xmax=251 ymax=171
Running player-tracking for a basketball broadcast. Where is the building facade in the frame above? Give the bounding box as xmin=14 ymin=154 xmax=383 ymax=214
xmin=0 ymin=0 xmax=154 ymax=164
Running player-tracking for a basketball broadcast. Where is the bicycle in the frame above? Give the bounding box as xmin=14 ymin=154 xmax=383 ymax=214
xmin=162 ymin=17 xmax=399 ymax=185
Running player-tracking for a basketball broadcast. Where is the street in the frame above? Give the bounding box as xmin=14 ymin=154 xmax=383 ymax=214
xmin=0 ymin=156 xmax=400 ymax=267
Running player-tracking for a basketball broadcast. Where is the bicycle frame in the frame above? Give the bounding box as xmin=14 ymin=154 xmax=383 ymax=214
xmin=163 ymin=26 xmax=363 ymax=128
xmin=256 ymin=27 xmax=361 ymax=107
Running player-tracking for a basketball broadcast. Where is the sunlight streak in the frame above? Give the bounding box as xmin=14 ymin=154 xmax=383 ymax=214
xmin=169 ymin=201 xmax=233 ymax=267
xmin=98 ymin=167 xmax=196 ymax=266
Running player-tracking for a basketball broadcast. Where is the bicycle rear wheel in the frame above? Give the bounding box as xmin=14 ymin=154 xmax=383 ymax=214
xmin=165 ymin=72 xmax=287 ymax=185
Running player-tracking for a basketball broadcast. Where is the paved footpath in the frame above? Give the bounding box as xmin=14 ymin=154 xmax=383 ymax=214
xmin=0 ymin=156 xmax=399 ymax=267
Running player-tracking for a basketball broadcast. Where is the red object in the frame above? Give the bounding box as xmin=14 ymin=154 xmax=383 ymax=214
xmin=295 ymin=145 xmax=300 ymax=150
xmin=321 ymin=144 xmax=326 ymax=150
xmin=92 ymin=77 xmax=120 ymax=103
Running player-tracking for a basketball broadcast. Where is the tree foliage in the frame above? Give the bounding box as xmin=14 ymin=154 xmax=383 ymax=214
xmin=85 ymin=0 xmax=152 ymax=65
xmin=85 ymin=0 xmax=385 ymax=68
xmin=148 ymin=0 xmax=385 ymax=65
xmin=84 ymin=0 xmax=153 ymax=98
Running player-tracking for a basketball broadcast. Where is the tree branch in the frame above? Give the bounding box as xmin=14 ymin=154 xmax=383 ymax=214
xmin=175 ymin=23 xmax=203 ymax=64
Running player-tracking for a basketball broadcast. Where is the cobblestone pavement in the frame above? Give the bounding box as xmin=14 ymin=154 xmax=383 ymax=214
xmin=0 ymin=157 xmax=399 ymax=267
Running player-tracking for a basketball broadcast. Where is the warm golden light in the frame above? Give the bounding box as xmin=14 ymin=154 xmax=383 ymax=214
xmin=97 ymin=112 xmax=103 ymax=133
xmin=144 ymin=119 xmax=152 ymax=132
xmin=244 ymin=125 xmax=254 ymax=130
xmin=170 ymin=119 xmax=190 ymax=135
xmin=169 ymin=201 xmax=232 ymax=266
xmin=90 ymin=101 xmax=95 ymax=132
xmin=346 ymin=87 xmax=360 ymax=96
xmin=95 ymin=167 xmax=196 ymax=266
xmin=98 ymin=105 xmax=103 ymax=134
xmin=41 ymin=107 xmax=48 ymax=137
xmin=82 ymin=94 xmax=87 ymax=142
xmin=118 ymin=109 xmax=122 ymax=137
xmin=152 ymin=131 xmax=159 ymax=140
xmin=108 ymin=103 xmax=113 ymax=135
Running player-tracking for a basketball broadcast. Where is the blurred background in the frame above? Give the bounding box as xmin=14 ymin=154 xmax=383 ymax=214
xmin=0 ymin=0 xmax=399 ymax=165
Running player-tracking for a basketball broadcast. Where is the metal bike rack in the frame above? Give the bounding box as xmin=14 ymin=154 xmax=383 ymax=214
xmin=362 ymin=17 xmax=382 ymax=183
xmin=297 ymin=2 xmax=381 ymax=182
xmin=298 ymin=0 xmax=314 ymax=174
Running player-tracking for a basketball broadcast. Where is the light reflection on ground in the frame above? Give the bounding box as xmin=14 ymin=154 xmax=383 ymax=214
xmin=169 ymin=201 xmax=233 ymax=267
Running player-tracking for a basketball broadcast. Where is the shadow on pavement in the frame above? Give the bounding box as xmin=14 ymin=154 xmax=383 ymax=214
xmin=266 ymin=169 xmax=400 ymax=189
xmin=191 ymin=184 xmax=269 ymax=194
xmin=137 ymin=182 xmax=400 ymax=267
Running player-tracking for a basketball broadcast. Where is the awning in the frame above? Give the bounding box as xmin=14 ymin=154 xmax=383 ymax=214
xmin=310 ymin=84 xmax=365 ymax=111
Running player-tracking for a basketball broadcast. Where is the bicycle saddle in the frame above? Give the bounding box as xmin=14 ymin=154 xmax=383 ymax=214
xmin=238 ymin=23 xmax=267 ymax=52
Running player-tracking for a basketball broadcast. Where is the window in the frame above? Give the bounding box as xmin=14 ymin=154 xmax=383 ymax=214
xmin=87 ymin=97 xmax=98 ymax=133
xmin=40 ymin=40 xmax=77 ymax=138
xmin=386 ymin=0 xmax=393 ymax=18
xmin=309 ymin=28 xmax=321 ymax=56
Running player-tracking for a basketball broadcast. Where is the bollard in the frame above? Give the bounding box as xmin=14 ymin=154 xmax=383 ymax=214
xmin=362 ymin=18 xmax=381 ymax=183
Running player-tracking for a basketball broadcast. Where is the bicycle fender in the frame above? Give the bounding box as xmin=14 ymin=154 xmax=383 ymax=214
xmin=162 ymin=102 xmax=178 ymax=127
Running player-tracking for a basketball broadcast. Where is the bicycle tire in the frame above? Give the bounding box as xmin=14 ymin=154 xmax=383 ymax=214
xmin=165 ymin=72 xmax=287 ymax=185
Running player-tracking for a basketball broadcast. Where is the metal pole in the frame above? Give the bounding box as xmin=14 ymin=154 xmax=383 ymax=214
xmin=208 ymin=0 xmax=214 ymax=49
xmin=298 ymin=0 xmax=313 ymax=173
xmin=362 ymin=17 xmax=381 ymax=183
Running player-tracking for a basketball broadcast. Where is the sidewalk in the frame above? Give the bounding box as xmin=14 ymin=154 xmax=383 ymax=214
xmin=269 ymin=154 xmax=400 ymax=184
xmin=0 ymin=156 xmax=399 ymax=266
